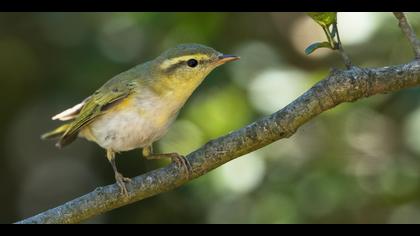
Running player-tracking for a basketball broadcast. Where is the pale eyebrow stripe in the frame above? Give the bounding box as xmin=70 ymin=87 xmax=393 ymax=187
xmin=160 ymin=54 xmax=210 ymax=70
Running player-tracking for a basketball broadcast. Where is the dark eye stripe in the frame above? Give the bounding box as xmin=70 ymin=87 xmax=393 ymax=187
xmin=163 ymin=60 xmax=186 ymax=73
xmin=163 ymin=58 xmax=211 ymax=73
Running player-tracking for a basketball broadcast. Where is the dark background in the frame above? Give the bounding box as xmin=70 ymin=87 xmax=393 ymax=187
xmin=2 ymin=12 xmax=420 ymax=223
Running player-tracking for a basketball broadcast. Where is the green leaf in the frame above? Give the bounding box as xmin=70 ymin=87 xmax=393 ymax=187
xmin=304 ymin=41 xmax=332 ymax=55
xmin=306 ymin=12 xmax=337 ymax=27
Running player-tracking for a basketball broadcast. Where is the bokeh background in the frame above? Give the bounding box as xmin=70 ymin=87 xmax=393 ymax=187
xmin=2 ymin=12 xmax=420 ymax=224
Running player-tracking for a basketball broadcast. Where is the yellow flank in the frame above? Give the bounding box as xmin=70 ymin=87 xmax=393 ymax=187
xmin=110 ymin=94 xmax=135 ymax=112
xmin=159 ymin=54 xmax=210 ymax=70
xmin=79 ymin=126 xmax=97 ymax=142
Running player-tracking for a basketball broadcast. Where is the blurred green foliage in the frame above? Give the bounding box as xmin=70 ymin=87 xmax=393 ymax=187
xmin=2 ymin=12 xmax=420 ymax=224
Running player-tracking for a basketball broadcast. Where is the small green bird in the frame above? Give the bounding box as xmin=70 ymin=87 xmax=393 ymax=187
xmin=42 ymin=43 xmax=239 ymax=195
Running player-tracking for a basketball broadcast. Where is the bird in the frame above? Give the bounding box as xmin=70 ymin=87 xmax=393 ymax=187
xmin=41 ymin=43 xmax=240 ymax=196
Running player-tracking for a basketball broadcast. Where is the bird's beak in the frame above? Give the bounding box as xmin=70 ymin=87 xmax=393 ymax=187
xmin=216 ymin=54 xmax=240 ymax=65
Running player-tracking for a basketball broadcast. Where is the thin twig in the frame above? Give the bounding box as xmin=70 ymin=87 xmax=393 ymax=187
xmin=334 ymin=23 xmax=353 ymax=69
xmin=15 ymin=60 xmax=420 ymax=224
xmin=393 ymin=12 xmax=420 ymax=59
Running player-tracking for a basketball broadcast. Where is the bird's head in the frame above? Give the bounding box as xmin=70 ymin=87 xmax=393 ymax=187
xmin=150 ymin=43 xmax=239 ymax=94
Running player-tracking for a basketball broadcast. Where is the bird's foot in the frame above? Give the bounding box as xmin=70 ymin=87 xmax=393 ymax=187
xmin=115 ymin=172 xmax=131 ymax=196
xmin=170 ymin=153 xmax=188 ymax=169
xmin=169 ymin=153 xmax=192 ymax=180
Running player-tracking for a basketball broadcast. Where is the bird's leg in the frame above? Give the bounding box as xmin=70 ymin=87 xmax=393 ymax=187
xmin=142 ymin=145 xmax=186 ymax=167
xmin=142 ymin=145 xmax=153 ymax=158
xmin=107 ymin=149 xmax=131 ymax=196
xmin=142 ymin=145 xmax=192 ymax=179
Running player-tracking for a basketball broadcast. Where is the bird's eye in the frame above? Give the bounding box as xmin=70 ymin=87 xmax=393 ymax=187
xmin=187 ymin=59 xmax=198 ymax=68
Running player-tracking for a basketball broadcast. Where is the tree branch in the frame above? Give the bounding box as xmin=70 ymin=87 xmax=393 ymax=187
xmin=393 ymin=12 xmax=420 ymax=59
xmin=16 ymin=60 xmax=420 ymax=224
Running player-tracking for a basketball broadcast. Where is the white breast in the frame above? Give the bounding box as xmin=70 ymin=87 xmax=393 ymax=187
xmin=87 ymin=90 xmax=183 ymax=152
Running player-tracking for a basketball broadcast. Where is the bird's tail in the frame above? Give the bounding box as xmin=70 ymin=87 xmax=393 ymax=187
xmin=41 ymin=123 xmax=71 ymax=140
